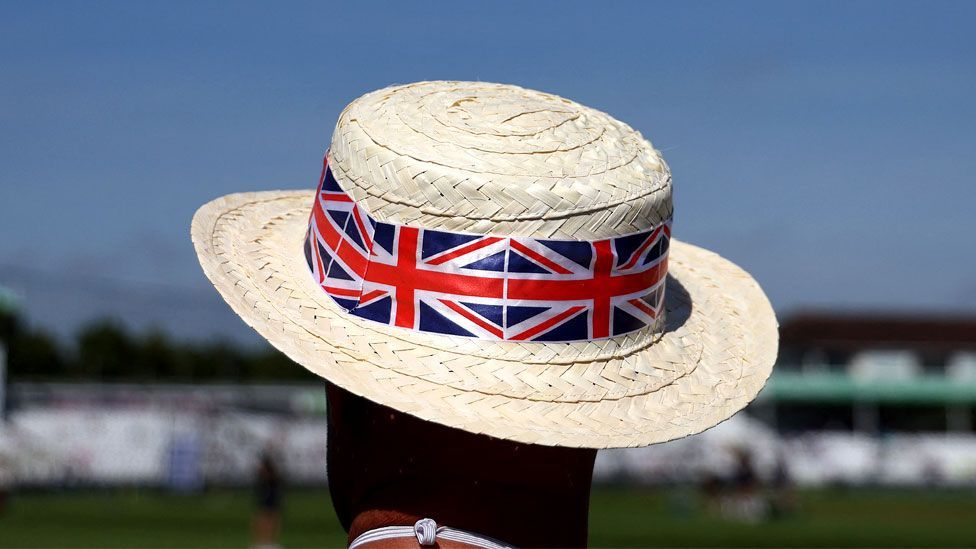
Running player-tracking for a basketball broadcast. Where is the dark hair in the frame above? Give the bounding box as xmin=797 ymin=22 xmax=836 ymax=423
xmin=325 ymin=382 xmax=596 ymax=547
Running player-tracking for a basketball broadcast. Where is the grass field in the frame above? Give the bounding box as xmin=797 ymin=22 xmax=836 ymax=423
xmin=2 ymin=487 xmax=976 ymax=547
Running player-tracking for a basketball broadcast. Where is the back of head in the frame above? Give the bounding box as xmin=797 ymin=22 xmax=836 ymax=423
xmin=325 ymin=383 xmax=597 ymax=547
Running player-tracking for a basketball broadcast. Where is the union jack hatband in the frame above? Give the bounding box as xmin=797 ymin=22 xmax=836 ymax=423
xmin=305 ymin=157 xmax=670 ymax=343
xmin=192 ymin=81 xmax=778 ymax=448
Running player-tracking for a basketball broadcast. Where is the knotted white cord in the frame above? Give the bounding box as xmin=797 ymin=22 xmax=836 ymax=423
xmin=347 ymin=518 xmax=515 ymax=549
xmin=414 ymin=518 xmax=438 ymax=546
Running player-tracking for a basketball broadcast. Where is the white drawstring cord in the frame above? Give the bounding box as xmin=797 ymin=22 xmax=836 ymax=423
xmin=348 ymin=518 xmax=515 ymax=549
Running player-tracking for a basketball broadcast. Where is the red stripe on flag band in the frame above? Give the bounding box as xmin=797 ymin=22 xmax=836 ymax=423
xmin=311 ymin=204 xmax=369 ymax=275
xmin=440 ymin=300 xmax=504 ymax=338
xmin=352 ymin=207 xmax=373 ymax=251
xmin=360 ymin=290 xmax=386 ymax=304
xmin=426 ymin=236 xmax=503 ymax=265
xmin=310 ymin=231 xmax=326 ymax=284
xmin=620 ymin=226 xmax=663 ymax=270
xmin=321 ymin=192 xmax=354 ymax=202
xmin=509 ymin=240 xmax=573 ymax=274
xmin=628 ymin=297 xmax=658 ymax=318
xmin=393 ymin=227 xmax=419 ymax=328
xmin=509 ymin=306 xmax=587 ymax=341
xmin=324 ymin=286 xmax=361 ymax=297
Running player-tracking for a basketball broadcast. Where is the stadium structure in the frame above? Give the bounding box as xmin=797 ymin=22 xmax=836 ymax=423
xmin=756 ymin=313 xmax=976 ymax=434
xmin=748 ymin=313 xmax=976 ymax=485
xmin=2 ymin=311 xmax=976 ymax=488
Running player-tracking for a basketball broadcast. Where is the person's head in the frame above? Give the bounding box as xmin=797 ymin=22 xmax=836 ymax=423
xmin=194 ymin=80 xmax=780 ymax=545
xmin=325 ymin=382 xmax=597 ymax=545
xmin=258 ymin=450 xmax=278 ymax=480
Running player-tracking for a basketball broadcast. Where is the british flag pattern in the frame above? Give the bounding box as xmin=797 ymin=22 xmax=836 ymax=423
xmin=305 ymin=156 xmax=671 ymax=342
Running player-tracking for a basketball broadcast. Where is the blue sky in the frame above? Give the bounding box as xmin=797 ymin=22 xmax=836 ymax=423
xmin=1 ymin=1 xmax=974 ymax=342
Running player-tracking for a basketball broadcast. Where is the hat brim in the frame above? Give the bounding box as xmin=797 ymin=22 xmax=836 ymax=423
xmin=191 ymin=190 xmax=778 ymax=448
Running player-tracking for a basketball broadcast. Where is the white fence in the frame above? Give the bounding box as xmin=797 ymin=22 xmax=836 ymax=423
xmin=0 ymin=407 xmax=328 ymax=488
xmin=3 ymin=384 xmax=976 ymax=488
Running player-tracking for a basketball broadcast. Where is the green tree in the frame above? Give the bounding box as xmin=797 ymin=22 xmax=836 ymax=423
xmin=0 ymin=309 xmax=66 ymax=378
xmin=75 ymin=320 xmax=135 ymax=379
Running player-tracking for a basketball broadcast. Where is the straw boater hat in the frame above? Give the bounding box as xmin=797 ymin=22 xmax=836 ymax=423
xmin=192 ymin=81 xmax=777 ymax=449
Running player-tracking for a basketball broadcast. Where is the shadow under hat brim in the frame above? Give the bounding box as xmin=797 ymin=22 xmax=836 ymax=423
xmin=191 ymin=190 xmax=778 ymax=449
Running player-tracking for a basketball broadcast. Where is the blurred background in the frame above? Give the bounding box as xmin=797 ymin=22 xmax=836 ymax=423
xmin=2 ymin=1 xmax=975 ymax=547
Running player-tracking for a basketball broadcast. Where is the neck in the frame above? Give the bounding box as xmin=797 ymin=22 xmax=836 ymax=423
xmin=326 ymin=383 xmax=597 ymax=548
xmin=347 ymin=455 xmax=596 ymax=547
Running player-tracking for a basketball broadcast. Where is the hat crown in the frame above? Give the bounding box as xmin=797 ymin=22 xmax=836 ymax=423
xmin=328 ymin=81 xmax=672 ymax=240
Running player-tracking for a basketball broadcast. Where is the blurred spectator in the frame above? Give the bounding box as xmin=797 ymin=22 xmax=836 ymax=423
xmin=252 ymin=451 xmax=283 ymax=549
xmin=720 ymin=447 xmax=769 ymax=523
xmin=0 ymin=455 xmax=10 ymax=517
xmin=769 ymin=451 xmax=797 ymax=519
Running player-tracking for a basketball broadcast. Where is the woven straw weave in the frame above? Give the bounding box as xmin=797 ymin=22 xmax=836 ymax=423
xmin=191 ymin=81 xmax=778 ymax=448
xmin=329 ymin=81 xmax=672 ymax=239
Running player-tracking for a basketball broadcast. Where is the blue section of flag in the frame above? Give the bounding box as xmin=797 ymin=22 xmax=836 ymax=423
xmin=316 ymin=242 xmax=334 ymax=273
xmin=328 ymin=209 xmax=349 ymax=230
xmin=332 ymin=297 xmax=358 ymax=311
xmin=642 ymin=236 xmax=669 ymax=266
xmin=421 ymin=229 xmax=482 ymax=259
xmin=323 ymin=167 xmax=343 ymax=192
xmin=507 ymin=250 xmax=551 ymax=274
xmin=539 ymin=239 xmax=592 ymax=268
xmin=505 ymin=305 xmax=549 ymax=327
xmin=342 ymin=216 xmax=366 ymax=250
xmin=612 ymin=307 xmax=644 ymax=336
xmin=461 ymin=302 xmax=504 ymax=326
xmin=325 ymin=253 xmax=353 ymax=280
xmin=303 ymin=232 xmax=313 ymax=267
xmin=461 ymin=251 xmax=507 ymax=272
xmin=419 ymin=302 xmax=475 ymax=337
xmin=613 ymin=230 xmax=653 ymax=268
xmin=352 ymin=296 xmax=392 ymax=323
xmin=373 ymin=223 xmax=395 ymax=254
xmin=534 ymin=309 xmax=589 ymax=341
